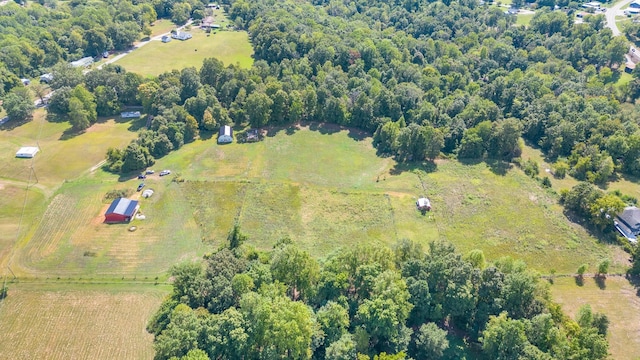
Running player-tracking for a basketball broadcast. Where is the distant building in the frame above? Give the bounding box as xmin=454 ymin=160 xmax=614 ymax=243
xmin=582 ymin=1 xmax=601 ymax=9
xmin=171 ymin=31 xmax=192 ymax=41
xmin=21 ymin=78 xmax=30 ymax=86
xmin=630 ymin=0 xmax=640 ymax=8
xmin=246 ymin=129 xmax=260 ymax=142
xmin=70 ymin=56 xmax=94 ymax=68
xmin=615 ymin=206 xmax=640 ymax=243
xmin=416 ymin=197 xmax=431 ymax=212
xmin=161 ymin=35 xmax=172 ymax=43
xmin=121 ymin=111 xmax=141 ymax=118
xmin=104 ymin=198 xmax=140 ymax=223
xmin=15 ymin=146 xmax=39 ymax=158
xmin=39 ymin=73 xmax=53 ymax=84
xmin=218 ymin=125 xmax=233 ymax=144
xmin=626 ymin=7 xmax=640 ymax=15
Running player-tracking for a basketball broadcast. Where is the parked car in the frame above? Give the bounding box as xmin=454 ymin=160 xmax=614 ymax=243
xmin=137 ymin=183 xmax=145 ymax=191
xmin=159 ymin=170 xmax=171 ymax=176
xmin=137 ymin=174 xmax=146 ymax=179
xmin=145 ymin=169 xmax=155 ymax=174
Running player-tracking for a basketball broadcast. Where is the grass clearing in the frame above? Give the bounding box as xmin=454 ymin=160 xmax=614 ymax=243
xmin=550 ymin=277 xmax=640 ymax=360
xmin=0 ymin=283 xmax=167 ymax=360
xmin=516 ymin=13 xmax=534 ymax=26
xmin=14 ymin=179 xmax=206 ymax=277
xmin=148 ymin=19 xmax=177 ymax=38
xmin=0 ymin=113 xmax=139 ymax=188
xmin=115 ymin=29 xmax=253 ymax=76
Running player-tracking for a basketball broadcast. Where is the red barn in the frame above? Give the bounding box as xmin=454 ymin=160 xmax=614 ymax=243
xmin=104 ymin=198 xmax=139 ymax=223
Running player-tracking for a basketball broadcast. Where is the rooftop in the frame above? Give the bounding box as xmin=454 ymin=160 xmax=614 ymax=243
xmin=105 ymin=198 xmax=139 ymax=217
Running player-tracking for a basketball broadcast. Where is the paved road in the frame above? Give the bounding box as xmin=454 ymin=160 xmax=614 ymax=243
xmin=605 ymin=0 xmax=635 ymax=36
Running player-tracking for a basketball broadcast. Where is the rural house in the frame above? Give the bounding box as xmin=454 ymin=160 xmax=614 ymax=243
xmin=171 ymin=31 xmax=192 ymax=41
xmin=161 ymin=35 xmax=172 ymax=43
xmin=614 ymin=206 xmax=640 ymax=243
xmin=218 ymin=125 xmax=233 ymax=143
xmin=104 ymin=198 xmax=139 ymax=223
xmin=70 ymin=56 xmax=94 ymax=68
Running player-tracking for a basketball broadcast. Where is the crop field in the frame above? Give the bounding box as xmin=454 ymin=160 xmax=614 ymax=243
xmin=551 ymin=277 xmax=640 ymax=360
xmin=115 ymin=29 xmax=254 ymax=76
xmin=13 ymin=179 xmax=205 ymax=278
xmin=0 ymin=283 xmax=167 ymax=360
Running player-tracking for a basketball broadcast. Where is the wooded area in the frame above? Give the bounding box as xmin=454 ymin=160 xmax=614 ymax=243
xmin=148 ymin=238 xmax=612 ymax=359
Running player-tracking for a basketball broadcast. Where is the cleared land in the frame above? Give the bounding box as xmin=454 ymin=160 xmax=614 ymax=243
xmin=0 ymin=111 xmax=140 ymax=188
xmin=551 ymin=277 xmax=640 ymax=360
xmin=152 ymin=125 xmax=625 ymax=272
xmin=115 ymin=29 xmax=254 ymax=76
xmin=13 ymin=179 xmax=206 ymax=278
xmin=0 ymin=283 xmax=167 ymax=360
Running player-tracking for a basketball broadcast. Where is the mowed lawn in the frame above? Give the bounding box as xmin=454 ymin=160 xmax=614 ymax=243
xmin=115 ymin=29 xmax=253 ymax=76
xmin=0 ymin=283 xmax=167 ymax=360
xmin=0 ymin=111 xmax=140 ymax=188
xmin=14 ymin=178 xmax=206 ymax=278
xmin=551 ymin=277 xmax=640 ymax=360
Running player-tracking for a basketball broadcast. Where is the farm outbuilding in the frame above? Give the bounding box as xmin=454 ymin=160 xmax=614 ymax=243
xmin=218 ymin=125 xmax=233 ymax=144
xmin=104 ymin=198 xmax=139 ymax=223
xmin=121 ymin=111 xmax=141 ymax=118
xmin=15 ymin=146 xmax=39 ymax=158
xmin=416 ymin=197 xmax=431 ymax=212
xmin=171 ymin=31 xmax=192 ymax=41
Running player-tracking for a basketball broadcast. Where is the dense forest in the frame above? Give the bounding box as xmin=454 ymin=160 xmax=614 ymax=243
xmin=147 ymin=237 xmax=611 ymax=359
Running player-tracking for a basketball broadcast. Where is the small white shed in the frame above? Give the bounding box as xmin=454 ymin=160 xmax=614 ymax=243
xmin=15 ymin=146 xmax=39 ymax=158
xmin=416 ymin=197 xmax=431 ymax=211
xmin=218 ymin=125 xmax=233 ymax=144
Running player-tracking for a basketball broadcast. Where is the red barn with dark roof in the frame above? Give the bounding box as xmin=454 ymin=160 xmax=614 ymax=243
xmin=104 ymin=198 xmax=139 ymax=223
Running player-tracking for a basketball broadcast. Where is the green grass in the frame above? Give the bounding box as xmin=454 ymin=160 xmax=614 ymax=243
xmin=516 ymin=13 xmax=534 ymax=26
xmin=148 ymin=19 xmax=177 ymax=38
xmin=115 ymin=29 xmax=254 ymax=76
xmin=14 ymin=178 xmax=206 ymax=277
xmin=551 ymin=277 xmax=640 ymax=360
xmin=0 ymin=111 xmax=140 ymax=188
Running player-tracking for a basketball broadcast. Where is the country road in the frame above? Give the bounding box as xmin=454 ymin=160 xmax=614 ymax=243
xmin=98 ymin=19 xmax=193 ymax=70
xmin=605 ymin=0 xmax=635 ymax=36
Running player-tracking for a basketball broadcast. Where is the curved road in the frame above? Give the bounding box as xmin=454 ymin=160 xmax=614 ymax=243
xmin=606 ymin=0 xmax=635 ymax=36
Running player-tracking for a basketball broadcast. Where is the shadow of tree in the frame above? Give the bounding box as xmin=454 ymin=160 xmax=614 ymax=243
xmin=594 ymin=275 xmax=607 ymax=290
xmin=575 ymin=275 xmax=584 ymax=287
xmin=0 ymin=116 xmax=33 ymax=131
xmin=389 ymin=160 xmax=437 ymax=175
xmin=59 ymin=127 xmax=85 ymax=140
xmin=486 ymin=159 xmax=512 ymax=176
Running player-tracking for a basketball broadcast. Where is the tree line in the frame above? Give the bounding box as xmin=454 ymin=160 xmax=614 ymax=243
xmin=148 ymin=235 xmax=610 ymax=359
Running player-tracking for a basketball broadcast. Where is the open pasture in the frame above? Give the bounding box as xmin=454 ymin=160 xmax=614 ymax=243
xmin=115 ymin=29 xmax=254 ymax=76
xmin=0 ymin=113 xmax=139 ymax=188
xmin=161 ymin=125 xmax=626 ymax=273
xmin=551 ymin=277 xmax=640 ymax=360
xmin=14 ymin=179 xmax=205 ymax=278
xmin=0 ymin=283 xmax=166 ymax=360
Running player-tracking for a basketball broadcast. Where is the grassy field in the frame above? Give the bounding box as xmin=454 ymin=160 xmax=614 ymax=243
xmin=13 ymin=178 xmax=206 ymax=278
xmin=150 ymin=125 xmax=626 ymax=273
xmin=516 ymin=13 xmax=534 ymax=26
xmin=0 ymin=283 xmax=167 ymax=360
xmin=115 ymin=29 xmax=253 ymax=76
xmin=0 ymin=111 xmax=140 ymax=188
xmin=551 ymin=277 xmax=640 ymax=360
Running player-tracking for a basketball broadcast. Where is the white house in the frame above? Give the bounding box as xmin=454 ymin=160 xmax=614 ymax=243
xmin=218 ymin=125 xmax=233 ymax=144
xmin=161 ymin=35 xmax=172 ymax=43
xmin=171 ymin=31 xmax=192 ymax=41
xmin=15 ymin=146 xmax=39 ymax=158
xmin=416 ymin=197 xmax=431 ymax=212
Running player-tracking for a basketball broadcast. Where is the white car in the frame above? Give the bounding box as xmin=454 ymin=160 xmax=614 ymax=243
xmin=159 ymin=170 xmax=171 ymax=176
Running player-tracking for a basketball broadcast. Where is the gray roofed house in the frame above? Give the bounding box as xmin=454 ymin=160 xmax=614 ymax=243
xmin=70 ymin=56 xmax=94 ymax=68
xmin=614 ymin=206 xmax=640 ymax=243
xmin=171 ymin=31 xmax=192 ymax=41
